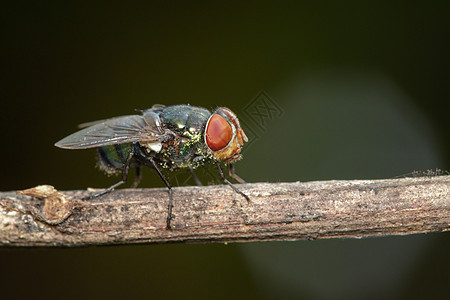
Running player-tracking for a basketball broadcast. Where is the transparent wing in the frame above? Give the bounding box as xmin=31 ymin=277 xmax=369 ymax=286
xmin=150 ymin=104 xmax=166 ymax=110
xmin=76 ymin=115 xmax=135 ymax=129
xmin=55 ymin=110 xmax=170 ymax=149
xmin=77 ymin=103 xmax=166 ymax=128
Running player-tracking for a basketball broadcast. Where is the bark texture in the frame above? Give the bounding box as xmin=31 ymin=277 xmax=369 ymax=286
xmin=1 ymin=176 xmax=449 ymax=247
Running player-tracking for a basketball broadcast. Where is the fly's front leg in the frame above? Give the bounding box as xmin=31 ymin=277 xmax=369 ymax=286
xmin=215 ymin=161 xmax=250 ymax=202
xmin=228 ymin=163 xmax=246 ymax=184
xmin=148 ymin=157 xmax=174 ymax=229
xmin=83 ymin=150 xmax=135 ymax=200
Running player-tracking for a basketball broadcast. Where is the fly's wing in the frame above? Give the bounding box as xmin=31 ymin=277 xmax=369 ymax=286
xmin=150 ymin=104 xmax=166 ymax=110
xmin=77 ymin=103 xmax=166 ymax=128
xmin=76 ymin=116 xmax=134 ymax=129
xmin=55 ymin=111 xmax=170 ymax=149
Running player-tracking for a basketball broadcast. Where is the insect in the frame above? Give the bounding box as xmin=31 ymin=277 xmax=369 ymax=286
xmin=55 ymin=104 xmax=249 ymax=229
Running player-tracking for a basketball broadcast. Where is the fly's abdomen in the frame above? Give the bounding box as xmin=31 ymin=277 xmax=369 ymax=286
xmin=97 ymin=143 xmax=134 ymax=175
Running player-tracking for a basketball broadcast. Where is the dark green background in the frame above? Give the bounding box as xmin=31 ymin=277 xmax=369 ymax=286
xmin=2 ymin=2 xmax=449 ymax=299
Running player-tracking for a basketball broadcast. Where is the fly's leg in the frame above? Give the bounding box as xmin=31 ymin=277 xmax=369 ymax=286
xmin=83 ymin=151 xmax=135 ymax=200
xmin=189 ymin=167 xmax=203 ymax=186
xmin=148 ymin=157 xmax=173 ymax=229
xmin=131 ymin=167 xmax=142 ymax=188
xmin=215 ymin=161 xmax=250 ymax=202
xmin=228 ymin=163 xmax=246 ymax=184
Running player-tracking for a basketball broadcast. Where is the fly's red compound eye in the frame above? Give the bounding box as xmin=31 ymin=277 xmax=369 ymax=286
xmin=206 ymin=114 xmax=232 ymax=151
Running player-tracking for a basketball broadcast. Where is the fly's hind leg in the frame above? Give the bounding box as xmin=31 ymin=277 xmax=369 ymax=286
xmin=83 ymin=151 xmax=135 ymax=200
xmin=215 ymin=161 xmax=250 ymax=202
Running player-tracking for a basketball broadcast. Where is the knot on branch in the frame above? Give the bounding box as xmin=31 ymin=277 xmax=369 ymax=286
xmin=18 ymin=185 xmax=75 ymax=225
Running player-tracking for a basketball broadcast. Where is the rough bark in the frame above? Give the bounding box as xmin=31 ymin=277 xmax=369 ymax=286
xmin=1 ymin=176 xmax=449 ymax=247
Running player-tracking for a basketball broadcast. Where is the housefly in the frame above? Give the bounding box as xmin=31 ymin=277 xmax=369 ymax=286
xmin=55 ymin=104 xmax=249 ymax=229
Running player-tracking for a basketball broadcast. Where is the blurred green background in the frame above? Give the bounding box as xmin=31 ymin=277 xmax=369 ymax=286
xmin=2 ymin=2 xmax=449 ymax=299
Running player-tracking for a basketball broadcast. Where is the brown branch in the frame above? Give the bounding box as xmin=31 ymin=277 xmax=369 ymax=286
xmin=1 ymin=176 xmax=449 ymax=247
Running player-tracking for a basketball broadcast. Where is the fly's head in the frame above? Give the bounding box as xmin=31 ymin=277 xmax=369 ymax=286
xmin=204 ymin=107 xmax=248 ymax=164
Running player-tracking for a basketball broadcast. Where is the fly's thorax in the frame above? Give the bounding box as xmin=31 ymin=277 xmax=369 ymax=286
xmin=159 ymin=105 xmax=211 ymax=135
xmin=137 ymin=105 xmax=213 ymax=170
xmin=136 ymin=127 xmax=212 ymax=170
xmin=155 ymin=129 xmax=212 ymax=169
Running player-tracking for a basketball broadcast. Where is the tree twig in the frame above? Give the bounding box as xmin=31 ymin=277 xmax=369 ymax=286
xmin=1 ymin=176 xmax=449 ymax=247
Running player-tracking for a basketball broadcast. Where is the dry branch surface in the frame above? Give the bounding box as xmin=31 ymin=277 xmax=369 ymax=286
xmin=0 ymin=176 xmax=449 ymax=247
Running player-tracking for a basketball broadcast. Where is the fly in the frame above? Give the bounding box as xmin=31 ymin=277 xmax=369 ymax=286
xmin=55 ymin=104 xmax=249 ymax=229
